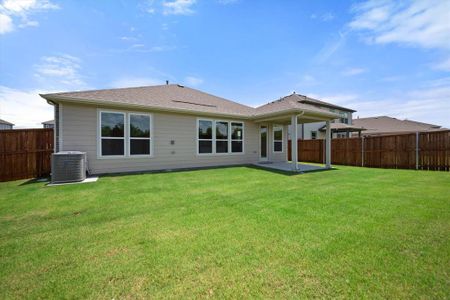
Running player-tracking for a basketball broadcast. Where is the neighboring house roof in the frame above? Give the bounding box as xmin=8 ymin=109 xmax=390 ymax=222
xmin=41 ymin=120 xmax=55 ymax=125
xmin=41 ymin=85 xmax=341 ymax=120
xmin=353 ymin=116 xmax=444 ymax=135
xmin=0 ymin=118 xmax=14 ymax=126
xmin=294 ymin=94 xmax=356 ymax=113
xmin=318 ymin=123 xmax=366 ymax=132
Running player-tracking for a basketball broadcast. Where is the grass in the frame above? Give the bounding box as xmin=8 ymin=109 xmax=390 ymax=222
xmin=0 ymin=165 xmax=449 ymax=299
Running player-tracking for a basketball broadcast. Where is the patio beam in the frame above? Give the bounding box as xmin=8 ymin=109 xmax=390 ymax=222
xmin=291 ymin=114 xmax=298 ymax=171
xmin=325 ymin=120 xmax=331 ymax=168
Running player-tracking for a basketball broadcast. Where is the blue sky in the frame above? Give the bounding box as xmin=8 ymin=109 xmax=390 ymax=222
xmin=1 ymin=0 xmax=449 ymax=128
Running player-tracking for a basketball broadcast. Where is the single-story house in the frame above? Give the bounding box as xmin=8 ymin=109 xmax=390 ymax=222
xmin=42 ymin=120 xmax=55 ymax=129
xmin=0 ymin=118 xmax=14 ymax=130
xmin=40 ymin=84 xmax=340 ymax=174
xmin=352 ymin=116 xmax=445 ymax=136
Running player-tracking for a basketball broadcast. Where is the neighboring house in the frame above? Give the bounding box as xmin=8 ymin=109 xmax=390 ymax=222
xmin=352 ymin=116 xmax=444 ymax=136
xmin=40 ymin=84 xmax=340 ymax=174
xmin=285 ymin=94 xmax=356 ymax=139
xmin=42 ymin=120 xmax=55 ymax=129
xmin=0 ymin=118 xmax=14 ymax=130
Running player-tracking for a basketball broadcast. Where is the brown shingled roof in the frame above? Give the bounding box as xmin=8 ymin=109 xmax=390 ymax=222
xmin=353 ymin=116 xmax=444 ymax=136
xmin=41 ymin=85 xmax=341 ymax=119
xmin=254 ymin=93 xmax=341 ymax=118
xmin=41 ymin=84 xmax=255 ymax=118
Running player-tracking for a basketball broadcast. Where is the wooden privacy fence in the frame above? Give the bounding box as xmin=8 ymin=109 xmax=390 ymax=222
xmin=288 ymin=130 xmax=450 ymax=171
xmin=0 ymin=128 xmax=54 ymax=181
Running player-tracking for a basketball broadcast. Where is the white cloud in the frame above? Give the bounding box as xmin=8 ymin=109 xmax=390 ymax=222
xmin=0 ymin=86 xmax=54 ymax=128
xmin=311 ymin=12 xmax=335 ymax=22
xmin=184 ymin=76 xmax=203 ymax=86
xmin=311 ymin=78 xmax=450 ymax=127
xmin=342 ymin=68 xmax=366 ymax=76
xmin=431 ymin=57 xmax=450 ymax=72
xmin=0 ymin=0 xmax=59 ymax=34
xmin=314 ymin=31 xmax=347 ymax=63
xmin=163 ymin=0 xmax=196 ymax=15
xmin=349 ymin=0 xmax=450 ymax=49
xmin=0 ymin=12 xmax=12 ymax=33
xmin=34 ymin=54 xmax=86 ymax=88
xmin=110 ymin=77 xmax=164 ymax=88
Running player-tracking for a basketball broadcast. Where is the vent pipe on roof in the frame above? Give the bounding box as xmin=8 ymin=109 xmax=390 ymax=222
xmin=166 ymin=80 xmax=169 ymax=85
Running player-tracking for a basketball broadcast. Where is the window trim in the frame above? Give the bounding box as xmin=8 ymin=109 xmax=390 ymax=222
xmin=98 ymin=110 xmax=126 ymax=158
xmin=231 ymin=121 xmax=244 ymax=154
xmin=215 ymin=120 xmax=229 ymax=154
xmin=97 ymin=109 xmax=154 ymax=159
xmin=311 ymin=131 xmax=317 ymax=140
xmin=272 ymin=124 xmax=283 ymax=153
xmin=127 ymin=112 xmax=153 ymax=158
xmin=197 ymin=118 xmax=214 ymax=155
xmin=196 ymin=118 xmax=245 ymax=156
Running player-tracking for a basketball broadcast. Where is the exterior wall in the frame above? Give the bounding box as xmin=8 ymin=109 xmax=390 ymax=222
xmin=0 ymin=124 xmax=13 ymax=130
xmin=267 ymin=124 xmax=288 ymax=162
xmin=54 ymin=104 xmax=60 ymax=152
xmin=60 ymin=103 xmax=264 ymax=174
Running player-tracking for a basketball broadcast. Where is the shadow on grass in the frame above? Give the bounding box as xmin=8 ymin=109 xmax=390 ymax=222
xmin=17 ymin=164 xmax=339 ymax=186
xmin=97 ymin=164 xmax=256 ymax=179
xmin=19 ymin=177 xmax=50 ymax=186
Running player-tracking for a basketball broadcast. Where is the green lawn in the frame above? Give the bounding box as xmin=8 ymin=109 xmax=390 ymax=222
xmin=0 ymin=166 xmax=449 ymax=299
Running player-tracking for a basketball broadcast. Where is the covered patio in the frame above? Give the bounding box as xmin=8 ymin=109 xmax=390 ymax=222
xmin=253 ymin=92 xmax=340 ymax=172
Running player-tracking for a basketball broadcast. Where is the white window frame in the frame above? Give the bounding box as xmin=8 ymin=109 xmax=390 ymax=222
xmin=128 ymin=112 xmax=153 ymax=157
xmin=98 ymin=110 xmax=126 ymax=158
xmin=197 ymin=118 xmax=214 ymax=155
xmin=273 ymin=125 xmax=283 ymax=153
xmin=230 ymin=121 xmax=244 ymax=154
xmin=97 ymin=109 xmax=154 ymax=159
xmin=215 ymin=120 xmax=230 ymax=154
xmin=196 ymin=118 xmax=245 ymax=156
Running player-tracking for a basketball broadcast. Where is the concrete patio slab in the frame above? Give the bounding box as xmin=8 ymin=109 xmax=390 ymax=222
xmin=253 ymin=162 xmax=328 ymax=173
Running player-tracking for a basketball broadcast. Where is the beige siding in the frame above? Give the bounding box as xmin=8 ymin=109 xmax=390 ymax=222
xmin=61 ymin=103 xmax=261 ymax=174
xmin=267 ymin=124 xmax=288 ymax=162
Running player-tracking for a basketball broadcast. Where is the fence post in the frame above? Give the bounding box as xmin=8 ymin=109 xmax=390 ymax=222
xmin=415 ymin=131 xmax=419 ymax=170
xmin=361 ymin=136 xmax=364 ymax=167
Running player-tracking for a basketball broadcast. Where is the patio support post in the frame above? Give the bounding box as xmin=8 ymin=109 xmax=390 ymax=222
xmin=291 ymin=114 xmax=299 ymax=171
xmin=325 ymin=120 xmax=331 ymax=169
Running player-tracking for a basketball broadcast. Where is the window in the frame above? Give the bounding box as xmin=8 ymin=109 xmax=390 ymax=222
xmin=99 ymin=111 xmax=153 ymax=158
xmin=311 ymin=131 xmax=317 ymax=140
xmin=273 ymin=125 xmax=283 ymax=153
xmin=197 ymin=119 xmax=244 ymax=155
xmin=231 ymin=122 xmax=243 ymax=153
xmin=339 ymin=111 xmax=349 ymax=124
xmin=100 ymin=112 xmax=125 ymax=156
xmin=129 ymin=114 xmax=151 ymax=156
xmin=216 ymin=121 xmax=229 ymax=153
xmin=198 ymin=120 xmax=213 ymax=154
